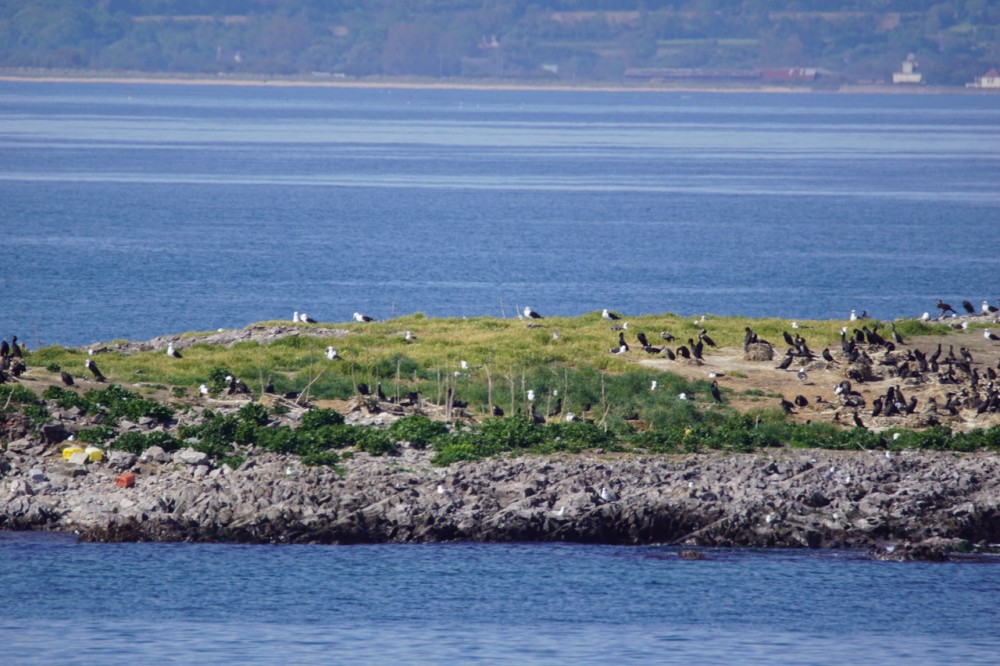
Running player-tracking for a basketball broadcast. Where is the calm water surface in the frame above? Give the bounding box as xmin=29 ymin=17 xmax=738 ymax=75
xmin=1 ymin=82 xmax=999 ymax=346
xmin=1 ymin=532 xmax=999 ymax=664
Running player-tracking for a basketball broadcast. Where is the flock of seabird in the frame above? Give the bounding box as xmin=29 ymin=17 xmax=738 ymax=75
xmin=5 ymin=295 xmax=999 ymax=436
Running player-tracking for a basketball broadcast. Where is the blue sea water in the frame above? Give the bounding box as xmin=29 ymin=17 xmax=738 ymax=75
xmin=1 ymin=532 xmax=999 ymax=664
xmin=1 ymin=82 xmax=999 ymax=347
xmin=2 ymin=81 xmax=1000 ymax=662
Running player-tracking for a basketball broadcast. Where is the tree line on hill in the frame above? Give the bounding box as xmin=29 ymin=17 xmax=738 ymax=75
xmin=1 ymin=1 xmax=998 ymax=85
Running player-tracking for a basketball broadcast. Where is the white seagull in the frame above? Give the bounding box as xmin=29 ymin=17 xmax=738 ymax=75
xmin=599 ymin=486 xmax=617 ymax=502
xmin=325 ymin=346 xmax=339 ymax=360
xmin=299 ymin=312 xmax=316 ymax=324
xmin=353 ymin=312 xmax=376 ymax=323
xmin=650 ymin=380 xmax=657 ymax=391
xmin=166 ymin=343 xmax=181 ymax=358
xmin=602 ymin=308 xmax=620 ymax=321
xmin=986 ymin=329 xmax=1000 ymax=341
xmin=523 ymin=306 xmax=543 ymax=319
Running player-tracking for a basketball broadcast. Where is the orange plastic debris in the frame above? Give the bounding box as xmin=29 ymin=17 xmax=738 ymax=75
xmin=116 ymin=473 xmax=136 ymax=488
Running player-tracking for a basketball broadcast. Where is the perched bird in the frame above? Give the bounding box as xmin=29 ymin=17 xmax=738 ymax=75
xmin=166 ymin=343 xmax=182 ymax=359
xmin=436 ymin=484 xmax=453 ymax=496
xmin=404 ymin=330 xmax=416 ymax=342
xmin=199 ymin=384 xmax=209 ymax=396
xmin=227 ymin=375 xmax=250 ymax=395
xmin=552 ymin=329 xmax=560 ymax=340
xmin=523 ymin=306 xmax=543 ymax=319
xmin=796 ymin=369 xmax=808 ymax=382
xmin=986 ymin=329 xmax=1000 ymax=342
xmin=822 ymin=348 xmax=835 ymax=363
xmin=492 ymin=405 xmax=504 ymax=417
xmin=776 ymin=353 xmax=794 ymax=370
xmin=60 ymin=371 xmax=74 ymax=386
xmin=936 ymin=299 xmax=957 ymax=316
xmin=710 ymin=380 xmax=722 ymax=403
xmin=0 ymin=339 xmax=8 ymax=358
xmin=850 ymin=310 xmax=858 ymax=322
xmin=599 ymin=486 xmax=617 ymax=502
xmin=983 ymin=300 xmax=999 ymax=315
xmin=650 ymin=380 xmax=658 ymax=391
xmin=10 ymin=336 xmax=22 ymax=358
xmin=699 ymin=329 xmax=718 ymax=348
xmin=962 ymin=300 xmax=976 ymax=314
xmin=293 ymin=311 xmax=299 ymax=322
xmin=85 ymin=359 xmax=105 ymax=382
xmin=325 ymin=346 xmax=339 ymax=360
xmin=356 ymin=383 xmax=370 ymax=396
xmin=794 ymin=395 xmax=809 ymax=407
xmin=353 ymin=312 xmax=376 ymax=323
xmin=636 ymin=332 xmax=650 ymax=348
xmin=660 ymin=331 xmax=676 ymax=342
xmin=299 ymin=312 xmax=317 ymax=324
xmin=602 ymin=308 xmax=620 ymax=321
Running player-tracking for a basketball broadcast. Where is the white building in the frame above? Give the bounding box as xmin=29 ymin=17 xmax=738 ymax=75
xmin=892 ymin=54 xmax=922 ymax=84
xmin=967 ymin=68 xmax=1000 ymax=88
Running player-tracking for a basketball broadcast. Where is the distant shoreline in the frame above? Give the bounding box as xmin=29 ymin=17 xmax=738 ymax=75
xmin=0 ymin=68 xmax=990 ymax=95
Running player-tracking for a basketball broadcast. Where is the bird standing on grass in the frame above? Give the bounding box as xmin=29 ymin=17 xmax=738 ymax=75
xmin=85 ymin=359 xmax=105 ymax=382
xmin=523 ymin=306 xmax=543 ymax=319
xmin=353 ymin=312 xmax=376 ymax=323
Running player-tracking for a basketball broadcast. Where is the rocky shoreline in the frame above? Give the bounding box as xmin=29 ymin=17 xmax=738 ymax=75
xmin=4 ymin=438 xmax=999 ymax=561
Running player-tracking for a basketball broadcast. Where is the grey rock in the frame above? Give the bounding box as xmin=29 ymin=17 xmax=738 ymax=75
xmin=176 ymin=448 xmax=210 ymax=466
xmin=105 ymin=450 xmax=137 ymax=470
xmin=40 ymin=423 xmax=70 ymax=444
xmin=140 ymin=446 xmax=172 ymax=463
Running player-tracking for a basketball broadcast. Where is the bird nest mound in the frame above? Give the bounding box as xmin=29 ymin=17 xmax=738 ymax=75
xmin=743 ymin=342 xmax=775 ymax=362
xmin=848 ymin=361 xmax=879 ymax=382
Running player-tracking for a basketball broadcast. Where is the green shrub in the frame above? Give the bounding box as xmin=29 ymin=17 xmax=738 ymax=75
xmin=111 ymin=431 xmax=181 ymax=455
xmin=355 ymin=428 xmax=398 ymax=456
xmin=0 ymin=384 xmax=38 ymax=405
xmin=388 ymin=415 xmax=448 ymax=449
xmin=299 ymin=408 xmax=345 ymax=431
xmin=75 ymin=426 xmax=117 ymax=444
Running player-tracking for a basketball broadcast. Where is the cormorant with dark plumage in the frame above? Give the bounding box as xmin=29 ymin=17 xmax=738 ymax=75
xmin=776 ymin=352 xmax=793 ymax=370
xmin=822 ymin=348 xmax=835 ymax=364
xmin=936 ymin=299 xmax=957 ymax=316
xmin=699 ymin=329 xmax=718 ymax=348
xmin=962 ymin=300 xmax=976 ymax=314
xmin=60 ymin=371 xmax=74 ymax=386
xmin=85 ymin=359 xmax=105 ymax=382
xmin=676 ymin=345 xmax=690 ymax=359
xmin=10 ymin=336 xmax=22 ymax=358
xmin=636 ymin=332 xmax=650 ymax=348
xmin=710 ymin=380 xmax=722 ymax=403
xmin=0 ymin=339 xmax=8 ymax=358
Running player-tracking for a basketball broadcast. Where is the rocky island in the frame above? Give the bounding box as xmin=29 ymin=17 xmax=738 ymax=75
xmin=3 ymin=311 xmax=1000 ymax=561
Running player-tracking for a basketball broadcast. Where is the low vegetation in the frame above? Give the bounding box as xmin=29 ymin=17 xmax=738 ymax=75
xmin=3 ymin=313 xmax=993 ymax=468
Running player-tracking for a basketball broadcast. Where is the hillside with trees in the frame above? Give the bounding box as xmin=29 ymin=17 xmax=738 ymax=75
xmin=1 ymin=1 xmax=998 ymax=86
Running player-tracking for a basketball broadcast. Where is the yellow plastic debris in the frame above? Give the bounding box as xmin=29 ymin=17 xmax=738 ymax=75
xmin=84 ymin=446 xmax=104 ymax=462
xmin=62 ymin=446 xmax=85 ymax=461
